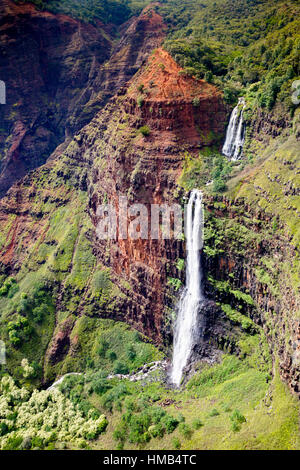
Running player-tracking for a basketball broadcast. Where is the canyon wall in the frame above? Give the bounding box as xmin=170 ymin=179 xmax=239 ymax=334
xmin=0 ymin=1 xmax=166 ymax=197
xmin=57 ymin=47 xmax=228 ymax=342
xmin=203 ymin=133 xmax=300 ymax=395
xmin=0 ymin=2 xmax=298 ymax=399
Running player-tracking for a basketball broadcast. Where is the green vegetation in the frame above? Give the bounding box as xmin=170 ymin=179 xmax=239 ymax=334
xmin=44 ymin=317 xmax=162 ymax=384
xmin=46 ymin=354 xmax=300 ymax=449
xmin=167 ymin=277 xmax=182 ymax=291
xmin=54 ymin=367 xmax=180 ymax=449
xmin=230 ymin=409 xmax=246 ymax=432
xmin=159 ymin=0 xmax=299 ymax=113
xmin=0 ymin=374 xmax=107 ymax=450
xmin=232 ymin=135 xmax=300 ymax=248
xmin=175 ymin=258 xmax=185 ymax=271
xmin=178 ymin=150 xmax=233 ymax=192
xmin=221 ymin=304 xmax=255 ymax=333
xmin=7 ymin=316 xmax=32 ymax=346
xmin=139 ymin=125 xmax=150 ymax=136
xmin=1 ymin=347 xmax=298 ymax=450
xmin=0 ymin=278 xmax=18 ymax=298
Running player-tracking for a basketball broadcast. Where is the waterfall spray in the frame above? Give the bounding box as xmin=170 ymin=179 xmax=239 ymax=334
xmin=170 ymin=190 xmax=204 ymax=386
xmin=222 ymin=98 xmax=245 ymax=160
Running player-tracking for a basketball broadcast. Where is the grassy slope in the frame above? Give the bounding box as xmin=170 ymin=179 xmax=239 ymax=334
xmin=229 ymin=133 xmax=300 ymax=248
xmin=73 ymin=355 xmax=300 ymax=450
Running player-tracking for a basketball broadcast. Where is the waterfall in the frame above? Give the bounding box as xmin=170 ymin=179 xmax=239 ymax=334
xmin=222 ymin=98 xmax=245 ymax=160
xmin=170 ymin=189 xmax=204 ymax=386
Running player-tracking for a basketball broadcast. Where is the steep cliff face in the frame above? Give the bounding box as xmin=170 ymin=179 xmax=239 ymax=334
xmin=0 ymin=2 xmax=298 ymax=403
xmin=0 ymin=0 xmax=113 ymax=196
xmin=0 ymin=41 xmax=227 ymax=381
xmin=0 ymin=2 xmax=166 ymax=198
xmin=203 ymin=133 xmax=300 ymax=395
xmin=73 ymin=7 xmax=167 ymax=129
xmin=83 ymin=48 xmax=227 ymax=341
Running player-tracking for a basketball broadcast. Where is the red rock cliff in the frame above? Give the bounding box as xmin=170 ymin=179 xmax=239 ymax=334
xmin=69 ymin=48 xmax=228 ymax=341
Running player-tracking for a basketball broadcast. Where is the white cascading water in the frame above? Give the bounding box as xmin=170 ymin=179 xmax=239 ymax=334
xmin=171 ymin=189 xmax=204 ymax=386
xmin=222 ymin=97 xmax=245 ymax=160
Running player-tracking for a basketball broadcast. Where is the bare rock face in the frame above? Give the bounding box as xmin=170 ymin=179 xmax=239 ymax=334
xmin=47 ymin=317 xmax=74 ymax=364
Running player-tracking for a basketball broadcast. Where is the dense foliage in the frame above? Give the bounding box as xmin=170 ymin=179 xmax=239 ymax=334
xmin=159 ymin=0 xmax=300 ymax=111
xmin=0 ymin=374 xmax=107 ymax=450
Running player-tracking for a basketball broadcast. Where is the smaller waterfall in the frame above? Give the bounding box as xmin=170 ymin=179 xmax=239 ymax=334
xmin=170 ymin=190 xmax=204 ymax=386
xmin=222 ymin=98 xmax=245 ymax=160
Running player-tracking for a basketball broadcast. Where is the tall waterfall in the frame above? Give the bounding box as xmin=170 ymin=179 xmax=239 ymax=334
xmin=170 ymin=190 xmax=204 ymax=386
xmin=222 ymin=97 xmax=245 ymax=160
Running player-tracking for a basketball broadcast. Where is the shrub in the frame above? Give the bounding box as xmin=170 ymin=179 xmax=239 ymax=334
xmin=113 ymin=361 xmax=129 ymax=375
xmin=97 ymin=340 xmax=108 ymax=357
xmin=7 ymin=283 xmax=19 ymax=298
xmin=167 ymin=277 xmax=182 ymax=291
xmin=192 ymin=418 xmax=203 ymax=429
xmin=172 ymin=437 xmax=181 ymax=449
xmin=21 ymin=358 xmax=35 ymax=378
xmin=126 ymin=344 xmax=136 ymax=361
xmin=124 ymin=397 xmax=138 ymax=413
xmin=162 ymin=415 xmax=179 ymax=434
xmin=92 ymin=378 xmax=110 ymax=396
xmin=176 ymin=259 xmax=185 ymax=271
xmin=204 ymin=70 xmax=213 ymax=83
xmin=113 ymin=423 xmax=127 ymax=442
xmin=137 ymin=96 xmax=144 ymax=108
xmin=230 ymin=409 xmax=246 ymax=424
xmin=139 ymin=125 xmax=150 ymax=136
xmin=32 ymin=303 xmax=48 ymax=323
xmin=150 ymin=406 xmax=166 ymax=424
xmin=177 ymin=413 xmax=185 ymax=423
xmin=209 ymin=408 xmax=220 ymax=417
xmin=7 ymin=316 xmax=32 ymax=346
xmin=2 ymin=435 xmax=23 ymax=450
xmin=231 ymin=421 xmax=240 ymax=432
xmin=178 ymin=422 xmax=193 ymax=438
xmin=0 ymin=278 xmax=17 ymax=298
xmin=0 ymin=423 xmax=8 ymax=437
xmin=213 ymin=178 xmax=227 ymax=193
xmin=107 ymin=350 xmax=117 ymax=361
xmin=101 ymin=382 xmax=131 ymax=412
xmin=148 ymin=423 xmax=164 ymax=438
